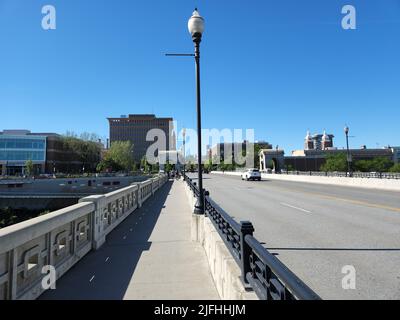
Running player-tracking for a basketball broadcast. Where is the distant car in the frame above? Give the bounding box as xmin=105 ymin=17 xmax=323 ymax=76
xmin=241 ymin=169 xmax=261 ymax=181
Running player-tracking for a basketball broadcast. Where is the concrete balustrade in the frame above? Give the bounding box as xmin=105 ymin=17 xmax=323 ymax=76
xmin=183 ymin=179 xmax=257 ymax=300
xmin=0 ymin=174 xmax=168 ymax=300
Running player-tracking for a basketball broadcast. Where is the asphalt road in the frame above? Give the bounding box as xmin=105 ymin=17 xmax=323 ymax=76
xmin=188 ymin=173 xmax=400 ymax=300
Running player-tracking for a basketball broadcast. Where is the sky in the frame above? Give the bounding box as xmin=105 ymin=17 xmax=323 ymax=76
xmin=0 ymin=0 xmax=399 ymax=154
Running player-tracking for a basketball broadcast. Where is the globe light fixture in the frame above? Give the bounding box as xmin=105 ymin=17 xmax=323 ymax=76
xmin=188 ymin=8 xmax=205 ymax=39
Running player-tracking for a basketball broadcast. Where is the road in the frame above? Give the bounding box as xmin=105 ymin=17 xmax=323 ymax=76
xmin=188 ymin=173 xmax=400 ymax=300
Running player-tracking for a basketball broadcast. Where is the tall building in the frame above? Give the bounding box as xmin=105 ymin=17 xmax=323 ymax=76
xmin=107 ymin=114 xmax=176 ymax=162
xmin=304 ymin=131 xmax=335 ymax=150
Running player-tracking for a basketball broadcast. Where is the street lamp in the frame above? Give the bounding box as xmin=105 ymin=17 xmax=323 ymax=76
xmin=182 ymin=128 xmax=186 ymax=178
xmin=188 ymin=8 xmax=205 ymax=215
xmin=344 ymin=126 xmax=352 ymax=176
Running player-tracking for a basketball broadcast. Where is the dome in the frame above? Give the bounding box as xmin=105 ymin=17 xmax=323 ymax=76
xmin=322 ymin=130 xmax=330 ymax=141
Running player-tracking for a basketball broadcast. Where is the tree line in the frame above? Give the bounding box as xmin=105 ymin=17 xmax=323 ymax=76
xmin=320 ymin=153 xmax=400 ymax=173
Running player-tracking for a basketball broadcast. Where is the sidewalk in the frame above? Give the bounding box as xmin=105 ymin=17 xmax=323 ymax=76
xmin=40 ymin=180 xmax=219 ymax=300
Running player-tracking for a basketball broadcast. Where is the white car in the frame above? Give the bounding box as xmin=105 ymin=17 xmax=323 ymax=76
xmin=241 ymin=169 xmax=261 ymax=181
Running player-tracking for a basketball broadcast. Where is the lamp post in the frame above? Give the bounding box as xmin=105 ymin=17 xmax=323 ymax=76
xmin=188 ymin=8 xmax=205 ymax=215
xmin=344 ymin=126 xmax=352 ymax=176
xmin=182 ymin=128 xmax=186 ymax=178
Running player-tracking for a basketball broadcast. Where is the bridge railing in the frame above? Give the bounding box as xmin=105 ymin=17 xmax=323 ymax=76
xmin=277 ymin=170 xmax=400 ymax=179
xmin=0 ymin=174 xmax=168 ymax=300
xmin=184 ymin=174 xmax=321 ymax=300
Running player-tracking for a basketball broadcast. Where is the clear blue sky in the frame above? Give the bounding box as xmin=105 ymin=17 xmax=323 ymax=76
xmin=0 ymin=0 xmax=399 ymax=153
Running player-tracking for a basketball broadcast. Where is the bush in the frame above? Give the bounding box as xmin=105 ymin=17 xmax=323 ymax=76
xmin=320 ymin=153 xmax=348 ymax=172
xmin=354 ymin=157 xmax=393 ymax=172
xmin=389 ymin=163 xmax=400 ymax=173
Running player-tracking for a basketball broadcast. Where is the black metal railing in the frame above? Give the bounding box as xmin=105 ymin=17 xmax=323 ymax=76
xmin=183 ymin=173 xmax=321 ymax=300
xmin=185 ymin=176 xmax=200 ymax=197
xmin=278 ymin=170 xmax=400 ymax=179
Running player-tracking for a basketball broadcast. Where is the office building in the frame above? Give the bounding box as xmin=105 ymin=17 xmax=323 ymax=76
xmin=108 ymin=114 xmax=176 ymax=162
xmin=0 ymin=130 xmax=47 ymax=175
xmin=0 ymin=130 xmax=101 ymax=175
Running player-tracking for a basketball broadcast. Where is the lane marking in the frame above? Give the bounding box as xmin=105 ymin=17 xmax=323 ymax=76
xmin=105 ymin=257 xmax=109 ymax=262
xmin=255 ymin=183 xmax=400 ymax=213
xmin=280 ymin=202 xmax=312 ymax=214
xmin=130 ymin=228 xmax=133 ymax=232
xmin=214 ymin=173 xmax=400 ymax=213
xmin=89 ymin=275 xmax=95 ymax=282
xmin=123 ymin=235 xmax=127 ymax=240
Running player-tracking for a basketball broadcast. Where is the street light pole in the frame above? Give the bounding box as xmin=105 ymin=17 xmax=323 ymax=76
xmin=182 ymin=128 xmax=186 ymax=178
xmin=188 ymin=8 xmax=205 ymax=215
xmin=344 ymin=126 xmax=351 ymax=176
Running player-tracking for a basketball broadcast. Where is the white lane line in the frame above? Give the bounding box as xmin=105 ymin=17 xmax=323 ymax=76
xmin=105 ymin=257 xmax=110 ymax=262
xmin=89 ymin=275 xmax=95 ymax=282
xmin=123 ymin=235 xmax=127 ymax=240
xmin=130 ymin=228 xmax=133 ymax=232
xmin=280 ymin=202 xmax=312 ymax=214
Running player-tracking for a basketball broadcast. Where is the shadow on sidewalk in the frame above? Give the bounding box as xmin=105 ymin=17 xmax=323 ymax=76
xmin=40 ymin=181 xmax=173 ymax=300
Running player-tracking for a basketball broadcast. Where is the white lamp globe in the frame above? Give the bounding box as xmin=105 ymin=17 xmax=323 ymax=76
xmin=188 ymin=8 xmax=205 ymax=36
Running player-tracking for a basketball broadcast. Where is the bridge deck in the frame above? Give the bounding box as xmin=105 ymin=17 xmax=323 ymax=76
xmin=40 ymin=180 xmax=219 ymax=300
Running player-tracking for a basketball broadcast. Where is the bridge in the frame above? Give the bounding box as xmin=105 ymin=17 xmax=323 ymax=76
xmin=0 ymin=172 xmax=322 ymax=300
xmin=1 ymin=170 xmax=398 ymax=300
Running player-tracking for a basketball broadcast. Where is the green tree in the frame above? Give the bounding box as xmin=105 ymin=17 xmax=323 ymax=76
xmin=97 ymin=157 xmax=123 ymax=172
xmin=25 ymin=159 xmax=34 ymax=176
xmin=98 ymin=141 xmax=134 ymax=172
xmin=354 ymin=160 xmax=373 ymax=172
xmin=370 ymin=157 xmax=393 ymax=172
xmin=320 ymin=153 xmax=348 ymax=172
xmin=151 ymin=163 xmax=160 ymax=173
xmin=204 ymin=158 xmax=213 ymax=172
xmin=187 ymin=161 xmax=196 ymax=172
xmin=354 ymin=157 xmax=393 ymax=172
xmin=141 ymin=156 xmax=150 ymax=173
xmin=62 ymin=136 xmax=102 ymax=173
xmin=389 ymin=163 xmax=400 ymax=173
xmin=165 ymin=161 xmax=173 ymax=173
xmin=0 ymin=208 xmax=18 ymax=229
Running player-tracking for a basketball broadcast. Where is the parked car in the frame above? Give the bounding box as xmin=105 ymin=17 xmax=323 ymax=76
xmin=241 ymin=169 xmax=261 ymax=181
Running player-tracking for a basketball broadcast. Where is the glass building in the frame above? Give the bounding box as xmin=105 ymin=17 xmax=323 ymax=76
xmin=0 ymin=130 xmax=47 ymax=176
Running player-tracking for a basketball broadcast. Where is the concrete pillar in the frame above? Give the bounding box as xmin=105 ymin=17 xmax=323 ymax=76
xmin=137 ymin=183 xmax=143 ymax=208
xmin=9 ymin=249 xmax=18 ymax=300
xmin=79 ymin=195 xmax=106 ymax=250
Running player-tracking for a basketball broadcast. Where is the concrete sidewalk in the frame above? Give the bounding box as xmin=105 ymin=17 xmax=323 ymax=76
xmin=40 ymin=180 xmax=219 ymax=300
